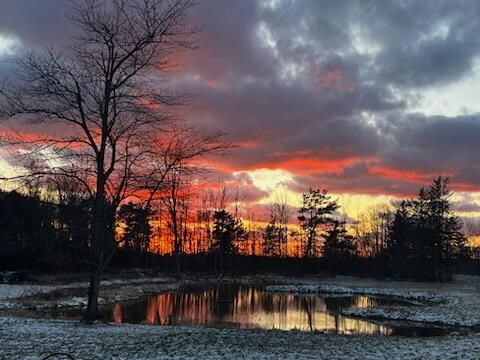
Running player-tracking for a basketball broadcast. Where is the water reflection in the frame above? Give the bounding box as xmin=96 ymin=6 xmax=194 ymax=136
xmin=107 ymin=285 xmax=397 ymax=335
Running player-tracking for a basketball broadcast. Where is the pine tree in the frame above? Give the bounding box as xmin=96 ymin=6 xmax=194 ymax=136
xmin=298 ymin=188 xmax=339 ymax=257
xmin=323 ymin=221 xmax=356 ymax=261
xmin=263 ymin=222 xmax=280 ymax=257
xmin=118 ymin=203 xmax=152 ymax=254
xmin=387 ymin=200 xmax=415 ymax=277
xmin=211 ymin=210 xmax=245 ymax=273
xmin=387 ymin=177 xmax=467 ymax=280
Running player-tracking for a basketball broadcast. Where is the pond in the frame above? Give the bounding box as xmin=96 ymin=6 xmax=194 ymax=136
xmin=101 ymin=284 xmax=454 ymax=336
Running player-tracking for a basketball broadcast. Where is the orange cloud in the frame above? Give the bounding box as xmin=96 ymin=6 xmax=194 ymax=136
xmin=250 ymin=156 xmax=369 ymax=175
xmin=319 ymin=68 xmax=354 ymax=92
xmin=370 ymin=166 xmax=448 ymax=183
xmin=139 ymin=98 xmax=161 ymax=110
xmin=233 ymin=139 xmax=259 ymax=149
xmin=0 ymin=129 xmax=89 ymax=151
xmin=206 ymin=78 xmax=222 ymax=88
xmin=451 ymin=182 xmax=480 ymax=192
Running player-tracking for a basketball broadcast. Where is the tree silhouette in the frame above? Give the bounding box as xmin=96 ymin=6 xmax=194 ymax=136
xmin=212 ymin=210 xmax=245 ymax=273
xmin=0 ymin=0 xmax=197 ymax=321
xmin=387 ymin=177 xmax=467 ymax=280
xmin=323 ymin=221 xmax=356 ymax=262
xmin=118 ymin=202 xmax=152 ymax=253
xmin=298 ymin=188 xmax=339 ymax=258
xmin=263 ymin=221 xmax=280 ymax=257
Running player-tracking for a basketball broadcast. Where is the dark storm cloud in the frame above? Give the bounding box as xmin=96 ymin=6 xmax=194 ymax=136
xmin=384 ymin=114 xmax=480 ymax=166
xmin=181 ymin=0 xmax=480 ymax=193
xmin=181 ymin=0 xmax=272 ymax=81
xmin=0 ymin=1 xmax=71 ymax=77
xmin=0 ymin=0 xmax=70 ymax=47
xmin=377 ymin=114 xmax=480 ymax=189
xmin=288 ymin=113 xmax=480 ymax=196
xmin=178 ymin=78 xmax=400 ymax=169
xmin=289 ymin=162 xmax=426 ymax=198
xmin=1 ymin=0 xmax=480 ymax=195
xmin=364 ymin=0 xmax=480 ymax=88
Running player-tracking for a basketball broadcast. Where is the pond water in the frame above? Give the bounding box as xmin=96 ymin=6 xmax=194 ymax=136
xmin=102 ymin=285 xmax=453 ymax=336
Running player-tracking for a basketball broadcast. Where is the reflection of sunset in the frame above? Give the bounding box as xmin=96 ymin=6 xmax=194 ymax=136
xmin=145 ymin=294 xmax=175 ymax=325
xmin=110 ymin=286 xmax=392 ymax=335
xmin=112 ymin=304 xmax=123 ymax=324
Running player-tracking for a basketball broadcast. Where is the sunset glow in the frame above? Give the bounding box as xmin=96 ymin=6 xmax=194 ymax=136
xmin=2 ymin=2 xmax=480 ymax=357
xmin=1 ymin=0 xmax=479 ymax=246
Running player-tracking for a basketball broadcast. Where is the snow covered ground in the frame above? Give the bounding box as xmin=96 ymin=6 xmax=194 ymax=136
xmin=0 ymin=275 xmax=178 ymax=310
xmin=2 ymin=273 xmax=480 ymax=359
xmin=3 ymin=316 xmax=480 ymax=359
xmin=267 ymin=275 xmax=480 ymax=327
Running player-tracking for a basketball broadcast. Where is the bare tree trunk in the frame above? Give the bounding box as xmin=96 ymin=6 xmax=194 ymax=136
xmin=84 ymin=161 xmax=108 ymax=321
xmin=172 ymin=213 xmax=182 ymax=278
xmin=174 ymin=242 xmax=182 ymax=278
xmin=0 ymin=0 xmax=206 ymax=323
xmin=85 ymin=265 xmax=102 ymax=321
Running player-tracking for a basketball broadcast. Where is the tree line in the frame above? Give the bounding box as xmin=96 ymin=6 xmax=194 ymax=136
xmin=0 ymin=175 xmax=470 ymax=282
xmin=0 ymin=0 xmax=474 ymax=323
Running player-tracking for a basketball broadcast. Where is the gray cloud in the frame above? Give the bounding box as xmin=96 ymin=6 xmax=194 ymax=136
xmin=1 ymin=0 xmax=480 ymax=196
xmin=0 ymin=1 xmax=70 ymax=48
xmin=456 ymin=202 xmax=480 ymax=213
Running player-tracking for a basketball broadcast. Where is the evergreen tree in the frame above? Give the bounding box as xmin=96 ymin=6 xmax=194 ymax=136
xmin=387 ymin=201 xmax=415 ymax=277
xmin=298 ymin=188 xmax=339 ymax=257
xmin=118 ymin=203 xmax=152 ymax=254
xmin=323 ymin=221 xmax=356 ymax=261
xmin=387 ymin=177 xmax=467 ymax=280
xmin=263 ymin=222 xmax=280 ymax=257
xmin=212 ymin=210 xmax=245 ymax=273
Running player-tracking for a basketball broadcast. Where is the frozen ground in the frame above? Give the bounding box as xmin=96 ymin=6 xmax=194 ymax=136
xmin=2 ymin=316 xmax=480 ymax=359
xmin=0 ymin=274 xmax=178 ymax=310
xmin=2 ymin=273 xmax=480 ymax=359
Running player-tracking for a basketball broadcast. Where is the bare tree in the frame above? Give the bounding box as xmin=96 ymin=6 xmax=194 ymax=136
xmin=148 ymin=126 xmax=226 ymax=275
xmin=274 ymin=192 xmax=290 ymax=256
xmin=197 ymin=190 xmax=215 ymax=253
xmin=462 ymin=217 xmax=480 ymax=259
xmin=0 ymin=0 xmax=197 ymax=321
xmin=162 ymin=163 xmax=185 ymax=276
xmin=262 ymin=193 xmax=291 ymax=257
xmin=354 ymin=203 xmax=394 ymax=257
xmin=298 ymin=188 xmax=339 ymax=258
xmin=246 ymin=212 xmax=259 ymax=256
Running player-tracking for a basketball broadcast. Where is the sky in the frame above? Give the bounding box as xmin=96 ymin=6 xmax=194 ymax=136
xmin=1 ymin=0 xmax=480 ymax=220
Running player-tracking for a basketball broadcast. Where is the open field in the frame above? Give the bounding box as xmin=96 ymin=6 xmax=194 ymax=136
xmin=2 ymin=316 xmax=480 ymax=360
xmin=2 ymin=273 xmax=480 ymax=359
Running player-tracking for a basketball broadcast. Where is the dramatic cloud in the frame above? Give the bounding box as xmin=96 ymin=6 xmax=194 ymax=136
xmin=1 ymin=0 xmax=480 ymax=214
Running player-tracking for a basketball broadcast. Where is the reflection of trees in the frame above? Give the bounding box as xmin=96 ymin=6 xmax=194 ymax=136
xmin=111 ymin=287 xmax=392 ymax=335
xmin=112 ymin=304 xmax=123 ymax=324
xmin=302 ymin=297 xmax=314 ymax=331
